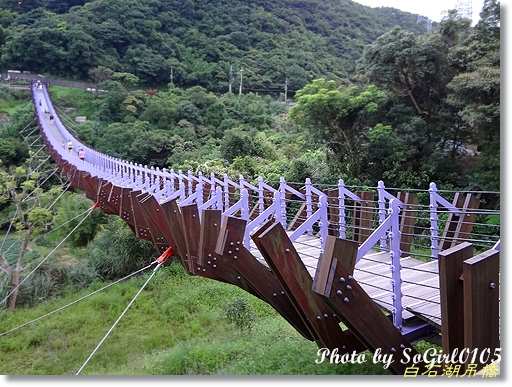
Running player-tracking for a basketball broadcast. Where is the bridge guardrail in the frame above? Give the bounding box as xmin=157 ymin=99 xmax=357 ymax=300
xmin=32 ymin=83 xmax=500 ymax=331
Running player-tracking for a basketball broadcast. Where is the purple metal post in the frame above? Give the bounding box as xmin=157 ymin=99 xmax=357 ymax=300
xmin=318 ymin=194 xmax=328 ymax=253
xmin=305 ymin=178 xmax=313 ymax=236
xmin=377 ymin=181 xmax=388 ymax=249
xmin=429 ymin=182 xmax=440 ymax=259
xmin=338 ymin=180 xmax=346 ymax=239
xmin=279 ymin=177 xmax=288 ymax=229
xmin=258 ymin=176 xmax=265 ymax=216
xmin=388 ymin=198 xmax=403 ymax=330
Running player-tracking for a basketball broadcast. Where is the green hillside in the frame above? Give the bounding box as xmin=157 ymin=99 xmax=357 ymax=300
xmin=0 ymin=0 xmax=427 ymax=92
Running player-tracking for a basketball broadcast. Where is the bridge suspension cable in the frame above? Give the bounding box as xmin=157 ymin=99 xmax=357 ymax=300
xmin=0 ymin=186 xmax=83 ymax=259
xmin=46 ymin=181 xmax=72 ymax=210
xmin=0 ymin=203 xmax=99 ymax=307
xmin=0 ymin=261 xmax=158 ymax=338
xmin=75 ymin=247 xmax=174 ymax=375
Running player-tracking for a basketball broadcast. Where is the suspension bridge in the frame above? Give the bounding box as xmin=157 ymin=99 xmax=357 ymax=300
xmin=8 ymin=83 xmax=500 ymax=375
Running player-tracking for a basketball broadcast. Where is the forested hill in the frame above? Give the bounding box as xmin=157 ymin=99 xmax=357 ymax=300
xmin=0 ymin=0 xmax=427 ymax=92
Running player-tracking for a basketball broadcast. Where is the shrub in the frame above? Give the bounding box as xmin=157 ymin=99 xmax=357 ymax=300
xmin=222 ymin=296 xmax=257 ymax=332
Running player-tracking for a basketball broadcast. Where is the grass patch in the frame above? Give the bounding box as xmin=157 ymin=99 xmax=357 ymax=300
xmin=47 ymin=85 xmax=98 ymax=119
xmin=0 ymin=261 xmax=398 ymax=375
xmin=0 ymin=99 xmax=27 ymax=116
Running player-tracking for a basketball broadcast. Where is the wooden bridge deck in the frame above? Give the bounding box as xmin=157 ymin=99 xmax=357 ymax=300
xmin=249 ymin=231 xmax=442 ymax=329
xmin=31 ymin=83 xmax=500 ymax=374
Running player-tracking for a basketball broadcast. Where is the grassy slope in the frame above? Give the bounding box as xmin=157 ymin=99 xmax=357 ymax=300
xmin=0 ymin=259 xmax=392 ymax=375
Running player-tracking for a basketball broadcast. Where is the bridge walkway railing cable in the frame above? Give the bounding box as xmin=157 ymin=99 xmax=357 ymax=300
xmin=31 ymin=83 xmax=500 ymax=337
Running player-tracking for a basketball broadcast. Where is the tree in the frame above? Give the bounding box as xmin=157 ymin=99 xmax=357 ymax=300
xmin=94 ymin=79 xmax=128 ymax=123
xmin=111 ymin=72 xmax=139 ymax=88
xmin=445 ymin=0 xmax=500 ymax=190
xmin=0 ymin=163 xmax=59 ymax=309
xmin=49 ymin=192 xmax=107 ymax=248
xmin=356 ymin=26 xmax=439 ymax=117
xmin=88 ymin=66 xmax=114 ymax=85
xmin=140 ymin=91 xmax=181 ymax=131
xmin=220 ymin=128 xmax=266 ymax=163
xmin=289 ymin=79 xmax=387 ymax=176
xmin=355 ymin=15 xmax=489 ymax=188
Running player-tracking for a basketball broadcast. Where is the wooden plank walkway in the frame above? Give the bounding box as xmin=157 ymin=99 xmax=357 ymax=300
xmin=249 ymin=231 xmax=442 ymax=329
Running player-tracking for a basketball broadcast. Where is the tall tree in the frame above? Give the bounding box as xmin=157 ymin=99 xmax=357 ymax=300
xmin=446 ymin=0 xmax=500 ymax=190
xmin=0 ymin=163 xmax=59 ymax=309
xmin=289 ymin=78 xmax=387 ymax=177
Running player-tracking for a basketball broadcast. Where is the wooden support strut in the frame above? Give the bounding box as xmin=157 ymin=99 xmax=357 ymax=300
xmin=312 ymin=235 xmax=427 ymax=375
xmin=287 ymin=187 xmax=319 ymax=232
xmin=439 ymin=243 xmax=500 ymax=372
xmin=439 ymin=193 xmax=480 ymax=251
xmin=81 ymin=174 xmax=101 ymax=203
xmin=353 ymin=191 xmax=374 ymax=243
xmin=133 ymin=192 xmax=173 ymax=255
xmin=159 ymin=199 xmax=192 ymax=274
xmin=137 ymin=195 xmax=184 ymax=265
xmin=118 ymin=187 xmax=136 ymax=235
xmin=198 ymin=209 xmax=222 ymax=266
xmin=324 ymin=188 xmax=339 ymax=237
xmin=397 ymin=192 xmax=419 ymax=255
xmin=438 ymin=242 xmax=474 ymax=362
xmin=179 ymin=204 xmax=233 ymax=284
xmin=215 ymin=216 xmax=314 ymax=340
xmin=97 ymin=180 xmax=120 ymax=215
xmin=252 ymin=220 xmax=362 ymax=353
xmin=129 ymin=189 xmax=155 ymax=243
xmin=180 ymin=204 xmax=203 ymax=275
xmin=462 ymin=249 xmax=500 ymax=372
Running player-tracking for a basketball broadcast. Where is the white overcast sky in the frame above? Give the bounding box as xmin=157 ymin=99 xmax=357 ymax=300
xmin=352 ymin=0 xmax=486 ymax=25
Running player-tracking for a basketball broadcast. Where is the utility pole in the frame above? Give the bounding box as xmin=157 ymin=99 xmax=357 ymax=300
xmin=170 ymin=67 xmax=173 ymax=84
xmin=238 ymin=68 xmax=243 ymax=96
xmin=228 ymin=66 xmax=234 ymax=93
xmin=284 ymin=78 xmax=288 ymax=103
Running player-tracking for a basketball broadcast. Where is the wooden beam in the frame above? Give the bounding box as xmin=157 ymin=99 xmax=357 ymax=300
xmin=454 ymin=194 xmax=480 ymax=247
xmin=202 ymin=245 xmax=266 ymax=300
xmin=107 ymin=184 xmax=123 ymax=215
xmin=353 ymin=191 xmax=374 ymax=243
xmin=314 ymin=235 xmax=357 ymax=297
xmin=82 ymin=174 xmax=100 ymax=203
xmin=397 ymin=192 xmax=418 ymax=255
xmin=97 ymin=181 xmax=119 ymax=215
xmin=253 ymin=221 xmax=357 ymax=352
xmin=439 ymin=193 xmax=465 ymax=251
xmin=138 ymin=194 xmax=181 ymax=260
xmin=180 ymin=204 xmax=202 ymax=274
xmin=324 ymin=188 xmax=339 ymax=237
xmin=118 ymin=187 xmax=136 ymax=229
xmin=133 ymin=192 xmax=173 ymax=255
xmin=193 ymin=208 xmax=247 ymax=285
xmin=129 ymin=190 xmax=155 ymax=243
xmin=160 ymin=199 xmax=192 ymax=274
xmin=198 ymin=209 xmax=222 ymax=266
xmin=312 ymin=237 xmax=427 ymax=375
xmin=438 ymin=242 xmax=474 ymax=361
xmin=216 ymin=216 xmax=315 ymax=341
xmin=463 ymin=249 xmax=500 ymax=372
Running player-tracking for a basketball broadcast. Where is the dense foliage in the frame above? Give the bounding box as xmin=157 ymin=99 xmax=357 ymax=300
xmin=0 ymin=0 xmax=500 ymax=376
xmin=0 ymin=0 xmax=500 ymax=362
xmin=0 ymin=0 xmax=426 ymax=92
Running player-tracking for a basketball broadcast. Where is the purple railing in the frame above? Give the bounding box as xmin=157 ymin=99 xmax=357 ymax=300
xmin=31 ymin=83 xmax=500 ymax=330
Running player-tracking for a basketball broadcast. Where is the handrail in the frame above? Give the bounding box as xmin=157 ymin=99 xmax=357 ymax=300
xmin=31 ymin=83 xmax=500 ymax=331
